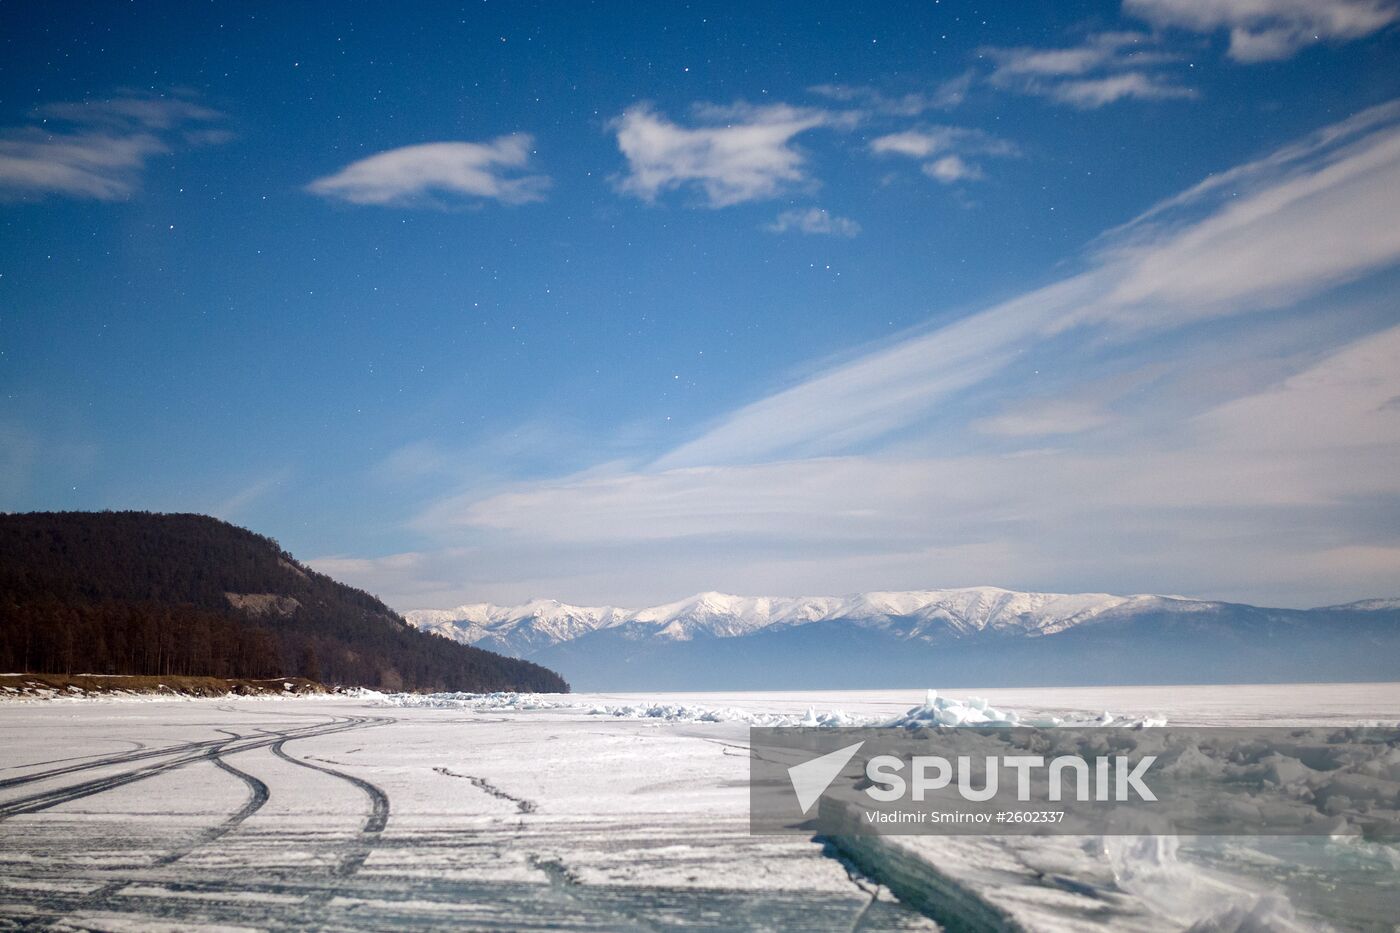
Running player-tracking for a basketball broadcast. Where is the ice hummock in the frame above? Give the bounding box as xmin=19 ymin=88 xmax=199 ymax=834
xmin=369 ymin=687 xmax=1164 ymax=728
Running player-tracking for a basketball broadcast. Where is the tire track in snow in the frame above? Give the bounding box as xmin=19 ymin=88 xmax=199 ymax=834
xmin=2 ymin=714 xmax=394 ymax=926
xmin=14 ymin=729 xmax=276 ymax=929
xmin=0 ymin=716 xmax=383 ymax=819
xmin=151 ymin=729 xmax=271 ymax=866
xmin=0 ymin=738 xmax=147 ymax=773
xmin=0 ymin=740 xmax=237 ymax=819
xmin=0 ymin=713 xmax=365 ymax=790
xmin=271 ymin=736 xmax=389 ymax=878
xmin=0 ymin=737 xmax=224 ymax=789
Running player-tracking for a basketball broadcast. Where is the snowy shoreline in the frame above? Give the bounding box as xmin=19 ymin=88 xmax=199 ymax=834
xmin=8 ymin=680 xmax=1400 ymax=726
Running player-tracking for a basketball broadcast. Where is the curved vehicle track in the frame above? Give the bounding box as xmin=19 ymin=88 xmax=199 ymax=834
xmin=271 ymin=734 xmax=390 ymax=878
xmin=3 ymin=712 xmax=398 ymax=929
xmin=0 ymin=715 xmax=389 ymax=820
xmin=151 ymin=728 xmax=273 ymax=867
xmin=0 ymin=738 xmax=148 ymax=774
xmin=0 ymin=736 xmax=228 ymax=790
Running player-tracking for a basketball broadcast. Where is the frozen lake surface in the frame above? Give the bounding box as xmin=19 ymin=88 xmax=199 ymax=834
xmin=1 ymin=683 xmax=1397 ymax=930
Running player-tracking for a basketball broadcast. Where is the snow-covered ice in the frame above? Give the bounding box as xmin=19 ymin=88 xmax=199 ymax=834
xmin=1 ymin=682 xmax=1397 ymax=930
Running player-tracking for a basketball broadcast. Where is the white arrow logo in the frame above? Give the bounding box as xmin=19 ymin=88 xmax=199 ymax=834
xmin=787 ymin=742 xmax=864 ymax=815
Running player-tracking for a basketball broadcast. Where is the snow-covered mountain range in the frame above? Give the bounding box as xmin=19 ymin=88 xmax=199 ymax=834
xmin=403 ymin=586 xmax=1400 ymax=691
xmin=407 ymin=586 xmax=1179 ymax=656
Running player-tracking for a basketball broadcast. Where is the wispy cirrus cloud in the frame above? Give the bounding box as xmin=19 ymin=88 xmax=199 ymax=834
xmin=410 ymin=322 xmax=1400 ymax=607
xmin=610 ymin=103 xmax=843 ymax=208
xmin=38 ymin=97 xmax=223 ymax=131
xmin=809 ymin=73 xmax=975 ymax=115
xmin=210 ymin=466 xmax=294 ymax=521
xmin=372 ymin=441 xmax=455 ymax=484
xmin=0 ymin=93 xmax=228 ymax=201
xmin=981 ymin=31 xmax=1196 ymax=108
xmin=765 ymin=207 xmax=861 ymax=237
xmin=1126 ymin=0 xmax=1399 ymax=61
xmin=356 ymin=102 xmax=1400 ymax=609
xmin=435 ymin=324 xmax=1400 ymax=541
xmin=307 ymin=134 xmax=549 ymax=207
xmin=657 ymin=102 xmax=1400 ymax=467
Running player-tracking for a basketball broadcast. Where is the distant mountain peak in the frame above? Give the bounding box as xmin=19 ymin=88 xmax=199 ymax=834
xmin=405 ymin=585 xmax=1168 ymax=654
xmin=405 ymin=585 xmax=1400 ymax=692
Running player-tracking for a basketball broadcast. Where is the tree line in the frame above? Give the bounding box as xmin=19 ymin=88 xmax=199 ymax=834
xmin=0 ymin=511 xmax=568 ymax=693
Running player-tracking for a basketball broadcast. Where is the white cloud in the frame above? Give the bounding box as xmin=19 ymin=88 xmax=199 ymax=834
xmin=868 ymin=132 xmax=936 ymax=159
xmin=985 ymin=31 xmax=1176 ymax=77
xmin=809 ymin=74 xmax=974 ymax=114
xmin=1126 ymin=0 xmax=1400 ymax=61
xmin=1190 ymin=324 xmax=1400 ymax=454
xmin=0 ymin=94 xmax=227 ymax=201
xmin=981 ymin=32 xmax=1196 ymax=108
xmin=765 ymin=207 xmax=861 ymax=237
xmin=1046 ymin=72 xmax=1198 ymax=107
xmin=870 ymin=126 xmax=1013 ymax=159
xmin=972 ymin=399 xmax=1114 ymax=437
xmin=924 ymin=155 xmax=983 ymax=183
xmin=307 ymin=135 xmax=548 ymax=207
xmin=972 ymin=367 xmax=1166 ymax=438
xmin=870 ymin=126 xmax=1015 ymax=184
xmin=610 ymin=103 xmax=835 ymax=207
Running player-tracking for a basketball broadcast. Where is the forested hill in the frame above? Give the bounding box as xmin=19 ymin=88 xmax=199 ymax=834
xmin=0 ymin=511 xmax=568 ymax=693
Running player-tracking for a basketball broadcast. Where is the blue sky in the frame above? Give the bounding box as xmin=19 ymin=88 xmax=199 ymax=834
xmin=3 ymin=0 xmax=1400 ymax=609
